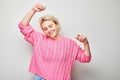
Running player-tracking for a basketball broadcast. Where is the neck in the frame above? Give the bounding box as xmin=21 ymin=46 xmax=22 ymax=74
xmin=53 ymin=35 xmax=60 ymax=40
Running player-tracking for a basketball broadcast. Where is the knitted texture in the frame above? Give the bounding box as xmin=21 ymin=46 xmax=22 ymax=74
xmin=18 ymin=23 xmax=91 ymax=80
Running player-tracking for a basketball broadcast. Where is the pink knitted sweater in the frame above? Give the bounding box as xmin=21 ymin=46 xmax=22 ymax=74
xmin=18 ymin=23 xmax=91 ymax=80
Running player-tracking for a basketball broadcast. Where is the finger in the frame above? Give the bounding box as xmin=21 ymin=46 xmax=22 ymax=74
xmin=78 ymin=34 xmax=86 ymax=42
xmin=81 ymin=36 xmax=87 ymax=42
xmin=37 ymin=4 xmax=45 ymax=10
xmin=75 ymin=35 xmax=80 ymax=40
xmin=40 ymin=6 xmax=45 ymax=11
xmin=36 ymin=3 xmax=42 ymax=8
xmin=75 ymin=35 xmax=81 ymax=41
xmin=75 ymin=36 xmax=79 ymax=41
xmin=41 ymin=6 xmax=46 ymax=10
xmin=80 ymin=35 xmax=85 ymax=41
xmin=77 ymin=34 xmax=82 ymax=40
xmin=33 ymin=7 xmax=39 ymax=11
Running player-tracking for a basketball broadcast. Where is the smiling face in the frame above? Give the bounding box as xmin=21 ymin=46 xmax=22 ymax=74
xmin=39 ymin=15 xmax=61 ymax=39
xmin=41 ymin=20 xmax=59 ymax=39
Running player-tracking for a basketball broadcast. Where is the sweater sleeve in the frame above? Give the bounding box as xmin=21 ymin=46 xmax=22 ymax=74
xmin=18 ymin=23 xmax=36 ymax=46
xmin=75 ymin=46 xmax=91 ymax=63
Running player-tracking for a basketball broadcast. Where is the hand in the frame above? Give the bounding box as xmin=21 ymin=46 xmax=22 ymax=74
xmin=75 ymin=34 xmax=88 ymax=44
xmin=32 ymin=3 xmax=46 ymax=12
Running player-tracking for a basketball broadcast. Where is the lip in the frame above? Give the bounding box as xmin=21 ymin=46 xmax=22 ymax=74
xmin=49 ymin=30 xmax=55 ymax=35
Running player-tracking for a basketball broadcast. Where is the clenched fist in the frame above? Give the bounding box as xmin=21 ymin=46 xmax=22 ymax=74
xmin=75 ymin=34 xmax=89 ymax=44
xmin=32 ymin=3 xmax=46 ymax=12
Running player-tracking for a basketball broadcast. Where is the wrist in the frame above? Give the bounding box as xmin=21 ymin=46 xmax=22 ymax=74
xmin=84 ymin=42 xmax=89 ymax=47
xmin=31 ymin=8 xmax=36 ymax=13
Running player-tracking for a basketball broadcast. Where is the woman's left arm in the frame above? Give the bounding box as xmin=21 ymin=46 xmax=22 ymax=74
xmin=76 ymin=34 xmax=91 ymax=55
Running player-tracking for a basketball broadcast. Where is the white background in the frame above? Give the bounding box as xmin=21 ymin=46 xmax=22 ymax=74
xmin=0 ymin=0 xmax=120 ymax=80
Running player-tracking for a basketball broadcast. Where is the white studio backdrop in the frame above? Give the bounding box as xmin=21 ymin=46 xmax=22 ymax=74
xmin=0 ymin=0 xmax=120 ymax=80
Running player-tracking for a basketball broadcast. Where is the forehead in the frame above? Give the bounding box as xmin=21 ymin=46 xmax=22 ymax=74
xmin=41 ymin=20 xmax=55 ymax=27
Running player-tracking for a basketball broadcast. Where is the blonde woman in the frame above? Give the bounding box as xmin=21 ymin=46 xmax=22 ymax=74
xmin=18 ymin=3 xmax=91 ymax=80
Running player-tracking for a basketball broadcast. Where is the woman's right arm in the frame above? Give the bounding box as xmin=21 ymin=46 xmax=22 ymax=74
xmin=20 ymin=3 xmax=46 ymax=26
xmin=18 ymin=3 xmax=45 ymax=45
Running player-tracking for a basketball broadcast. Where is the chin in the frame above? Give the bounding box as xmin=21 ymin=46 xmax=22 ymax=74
xmin=50 ymin=35 xmax=58 ymax=39
xmin=47 ymin=33 xmax=58 ymax=39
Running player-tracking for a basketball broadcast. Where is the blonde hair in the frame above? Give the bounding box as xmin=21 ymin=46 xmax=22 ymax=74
xmin=39 ymin=15 xmax=61 ymax=32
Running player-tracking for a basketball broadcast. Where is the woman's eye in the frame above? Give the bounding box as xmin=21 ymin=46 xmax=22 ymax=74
xmin=42 ymin=27 xmax=47 ymax=31
xmin=49 ymin=25 xmax=53 ymax=28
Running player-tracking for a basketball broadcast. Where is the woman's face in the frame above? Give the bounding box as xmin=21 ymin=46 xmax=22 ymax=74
xmin=41 ymin=20 xmax=59 ymax=39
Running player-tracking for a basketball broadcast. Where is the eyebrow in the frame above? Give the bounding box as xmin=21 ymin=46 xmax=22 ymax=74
xmin=43 ymin=23 xmax=53 ymax=28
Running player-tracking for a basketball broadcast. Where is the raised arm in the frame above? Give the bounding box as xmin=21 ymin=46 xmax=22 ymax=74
xmin=20 ymin=3 xmax=46 ymax=26
xmin=76 ymin=34 xmax=91 ymax=55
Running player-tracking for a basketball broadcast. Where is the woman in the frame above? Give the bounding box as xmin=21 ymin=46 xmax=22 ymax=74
xmin=18 ymin=3 xmax=91 ymax=80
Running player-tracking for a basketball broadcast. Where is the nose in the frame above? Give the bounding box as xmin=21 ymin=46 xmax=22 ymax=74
xmin=46 ymin=28 xmax=51 ymax=34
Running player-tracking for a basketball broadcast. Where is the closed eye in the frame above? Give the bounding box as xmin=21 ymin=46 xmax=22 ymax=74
xmin=48 ymin=24 xmax=53 ymax=28
xmin=42 ymin=27 xmax=47 ymax=31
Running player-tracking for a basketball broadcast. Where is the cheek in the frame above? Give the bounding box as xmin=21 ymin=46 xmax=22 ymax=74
xmin=52 ymin=26 xmax=58 ymax=30
xmin=42 ymin=30 xmax=47 ymax=35
xmin=44 ymin=31 xmax=48 ymax=34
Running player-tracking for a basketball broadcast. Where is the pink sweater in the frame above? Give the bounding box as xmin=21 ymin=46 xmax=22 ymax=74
xmin=18 ymin=23 xmax=91 ymax=80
